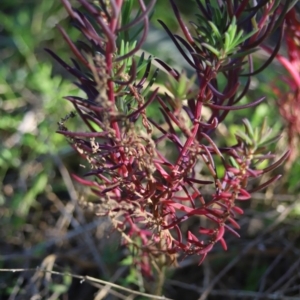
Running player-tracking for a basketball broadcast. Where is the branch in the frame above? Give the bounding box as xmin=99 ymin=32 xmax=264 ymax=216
xmin=0 ymin=268 xmax=173 ymax=300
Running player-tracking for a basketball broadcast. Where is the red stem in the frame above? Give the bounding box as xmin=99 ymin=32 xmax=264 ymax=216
xmin=263 ymin=45 xmax=300 ymax=87
xmin=235 ymin=0 xmax=250 ymax=19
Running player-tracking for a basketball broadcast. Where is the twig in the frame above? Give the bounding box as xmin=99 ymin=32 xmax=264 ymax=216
xmin=91 ymin=281 xmax=129 ymax=300
xmin=0 ymin=219 xmax=103 ymax=261
xmin=251 ymin=193 xmax=300 ymax=202
xmin=8 ymin=275 xmax=24 ymax=300
xmin=52 ymin=154 xmax=109 ymax=275
xmin=0 ymin=268 xmax=173 ymax=300
xmin=197 ymin=202 xmax=298 ymax=300
xmin=257 ymin=242 xmax=294 ymax=296
xmin=278 ymin=274 xmax=300 ymax=296
xmin=154 ymin=265 xmax=166 ymax=299
xmin=167 ymin=279 xmax=300 ymax=300
xmin=265 ymin=257 xmax=300 ymax=293
xmin=94 ymin=266 xmax=128 ymax=300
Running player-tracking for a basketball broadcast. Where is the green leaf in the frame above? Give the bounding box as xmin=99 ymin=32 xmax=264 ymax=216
xmin=208 ymin=21 xmax=221 ymax=39
xmin=120 ymin=39 xmax=125 ymax=56
xmin=258 ymin=134 xmax=281 ymax=148
xmin=229 ymin=157 xmax=240 ymax=169
xmin=224 ymin=32 xmax=231 ymax=53
xmin=201 ymin=43 xmax=220 ymax=57
xmin=233 ymin=29 xmax=244 ymax=46
xmin=229 ymin=47 xmax=259 ymax=59
xmin=237 ymin=28 xmax=259 ymax=45
xmin=242 ymin=119 xmax=254 ymax=139
xmin=142 ymin=68 xmax=159 ymax=96
xmin=63 ymin=273 xmax=72 ymax=286
xmin=50 ymin=284 xmax=68 ymax=294
xmin=235 ymin=130 xmax=253 ymax=146
xmin=121 ymin=0 xmax=134 ymax=26
xmin=16 ymin=173 xmax=48 ymax=216
xmin=121 ymin=255 xmax=133 ymax=266
xmin=228 ymin=23 xmax=237 ymax=44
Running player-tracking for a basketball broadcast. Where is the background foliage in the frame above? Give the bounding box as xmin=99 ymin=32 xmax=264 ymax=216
xmin=1 ymin=1 xmax=300 ymax=299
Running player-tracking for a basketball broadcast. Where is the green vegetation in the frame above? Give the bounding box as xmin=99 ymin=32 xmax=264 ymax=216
xmin=1 ymin=1 xmax=300 ymax=299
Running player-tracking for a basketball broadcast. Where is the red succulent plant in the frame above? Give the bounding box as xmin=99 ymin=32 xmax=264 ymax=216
xmin=267 ymin=6 xmax=300 ymax=163
xmin=48 ymin=0 xmax=293 ymax=276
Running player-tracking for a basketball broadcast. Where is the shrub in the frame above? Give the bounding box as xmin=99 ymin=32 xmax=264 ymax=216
xmin=47 ymin=0 xmax=293 ymax=283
